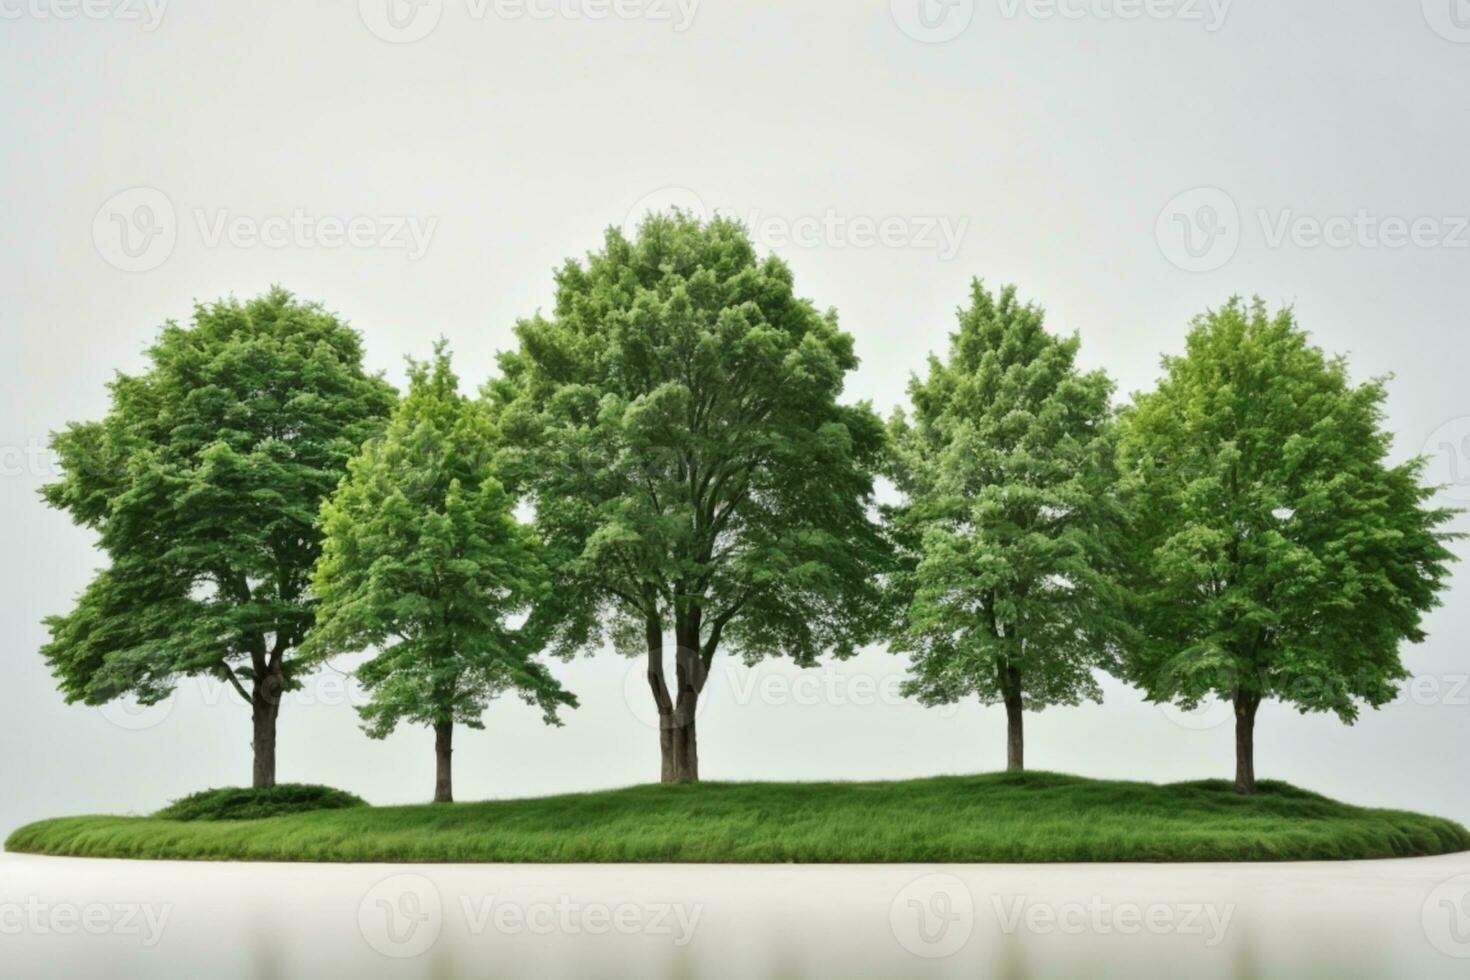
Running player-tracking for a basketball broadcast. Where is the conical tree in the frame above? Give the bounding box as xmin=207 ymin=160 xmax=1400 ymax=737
xmin=887 ymin=281 xmax=1121 ymax=772
xmin=40 ymin=288 xmax=396 ymax=787
xmin=309 ymin=344 xmax=575 ymax=803
xmin=1117 ymin=298 xmax=1457 ymax=793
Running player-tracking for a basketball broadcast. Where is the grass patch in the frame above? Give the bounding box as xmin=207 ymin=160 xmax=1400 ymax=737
xmin=153 ymin=784 xmax=367 ymax=822
xmin=8 ymin=772 xmax=1467 ymax=864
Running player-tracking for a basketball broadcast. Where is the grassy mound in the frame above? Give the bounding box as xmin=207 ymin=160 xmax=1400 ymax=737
xmin=8 ymin=772 xmax=1467 ymax=864
xmin=152 ymin=784 xmax=367 ymax=822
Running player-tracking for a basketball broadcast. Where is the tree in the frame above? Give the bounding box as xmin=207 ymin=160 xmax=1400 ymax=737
xmin=307 ymin=344 xmax=575 ymax=803
xmin=886 ymin=281 xmax=1121 ymax=772
xmin=40 ymin=288 xmax=396 ymax=787
xmin=491 ymin=211 xmax=890 ymax=782
xmin=1117 ymin=298 xmax=1457 ymax=793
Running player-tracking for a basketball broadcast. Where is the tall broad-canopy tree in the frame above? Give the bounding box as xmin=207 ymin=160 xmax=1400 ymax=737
xmin=886 ymin=281 xmax=1121 ymax=772
xmin=40 ymin=288 xmax=396 ymax=787
xmin=1118 ymin=298 xmax=1458 ymax=793
xmin=307 ymin=345 xmax=575 ymax=803
xmin=491 ymin=211 xmax=890 ymax=782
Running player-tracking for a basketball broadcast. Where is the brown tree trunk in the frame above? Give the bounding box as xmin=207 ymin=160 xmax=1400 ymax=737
xmin=434 ymin=721 xmax=454 ymax=804
xmin=1234 ymin=689 xmax=1260 ymax=795
xmin=670 ymin=618 xmax=706 ymax=782
xmin=646 ymin=615 xmax=679 ymax=783
xmin=669 ymin=714 xmax=698 ymax=782
xmin=648 ymin=613 xmax=707 ymax=783
xmin=998 ymin=662 xmax=1024 ymax=773
xmin=1004 ymin=691 xmax=1024 ymax=773
xmin=250 ymin=669 xmax=283 ymax=789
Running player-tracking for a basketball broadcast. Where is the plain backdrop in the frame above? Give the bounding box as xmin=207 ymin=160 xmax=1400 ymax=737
xmin=2 ymin=0 xmax=1469 ymax=836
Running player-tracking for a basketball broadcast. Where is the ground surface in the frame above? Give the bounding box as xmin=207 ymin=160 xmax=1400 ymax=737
xmin=6 ymin=850 xmax=1470 ymax=979
xmin=8 ymin=772 xmax=1468 ymax=864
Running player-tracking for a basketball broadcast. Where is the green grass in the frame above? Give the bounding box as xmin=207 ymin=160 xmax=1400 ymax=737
xmin=8 ymin=772 xmax=1468 ymax=864
xmin=153 ymin=784 xmax=367 ymax=822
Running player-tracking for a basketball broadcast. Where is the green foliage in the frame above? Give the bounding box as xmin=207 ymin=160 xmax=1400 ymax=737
xmin=887 ymin=281 xmax=1121 ymax=711
xmin=154 ymin=784 xmax=367 ymax=822
xmin=1117 ymin=298 xmax=1459 ymax=719
xmin=490 ymin=210 xmax=890 ymax=673
xmin=39 ymin=288 xmax=396 ymax=709
xmin=10 ymin=773 xmax=1467 ymax=863
xmin=309 ymin=343 xmax=575 ymax=736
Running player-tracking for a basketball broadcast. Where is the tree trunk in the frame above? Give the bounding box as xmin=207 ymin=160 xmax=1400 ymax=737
xmin=648 ymin=614 xmax=706 ymax=783
xmin=670 ymin=619 xmax=706 ymax=782
xmin=998 ymin=662 xmax=1024 ymax=773
xmin=1233 ymin=689 xmax=1260 ymax=795
xmin=250 ymin=669 xmax=284 ymax=789
xmin=434 ymin=721 xmax=454 ymax=804
xmin=1004 ymin=691 xmax=1024 ymax=773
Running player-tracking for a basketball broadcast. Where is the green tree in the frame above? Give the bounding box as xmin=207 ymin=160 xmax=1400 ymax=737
xmin=308 ymin=344 xmax=575 ymax=803
xmin=1118 ymin=298 xmax=1457 ymax=793
xmin=491 ymin=211 xmax=890 ymax=782
xmin=886 ymin=281 xmax=1121 ymax=772
xmin=40 ymin=288 xmax=396 ymax=787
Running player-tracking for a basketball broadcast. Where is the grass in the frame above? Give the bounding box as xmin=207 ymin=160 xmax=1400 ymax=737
xmin=7 ymin=772 xmax=1468 ymax=864
xmin=153 ymin=784 xmax=367 ymax=822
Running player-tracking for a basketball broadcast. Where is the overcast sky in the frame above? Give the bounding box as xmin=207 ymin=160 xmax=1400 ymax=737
xmin=3 ymin=0 xmax=1469 ymax=836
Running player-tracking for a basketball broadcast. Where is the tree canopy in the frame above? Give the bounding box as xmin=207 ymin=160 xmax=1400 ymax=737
xmin=1117 ymin=298 xmax=1458 ymax=792
xmin=490 ymin=211 xmax=890 ymax=781
xmin=40 ymin=287 xmax=396 ymax=786
xmin=886 ymin=281 xmax=1121 ymax=770
xmin=309 ymin=344 xmax=574 ymax=801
